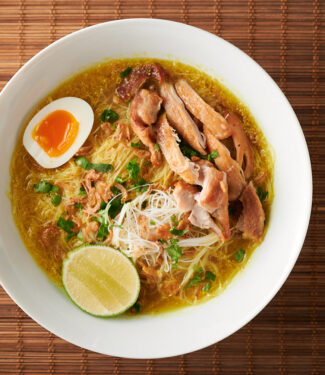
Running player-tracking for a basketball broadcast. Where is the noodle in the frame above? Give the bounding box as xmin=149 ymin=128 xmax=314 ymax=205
xmin=10 ymin=58 xmax=274 ymax=314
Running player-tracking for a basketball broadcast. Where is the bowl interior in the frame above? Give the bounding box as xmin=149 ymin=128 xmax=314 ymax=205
xmin=0 ymin=19 xmax=312 ymax=358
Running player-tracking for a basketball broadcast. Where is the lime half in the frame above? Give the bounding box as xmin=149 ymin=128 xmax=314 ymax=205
xmin=62 ymin=245 xmax=140 ymax=317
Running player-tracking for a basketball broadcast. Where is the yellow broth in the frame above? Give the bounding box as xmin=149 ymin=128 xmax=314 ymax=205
xmin=10 ymin=58 xmax=274 ymax=314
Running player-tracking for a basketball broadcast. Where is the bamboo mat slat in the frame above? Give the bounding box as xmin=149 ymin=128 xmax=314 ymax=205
xmin=0 ymin=0 xmax=325 ymax=374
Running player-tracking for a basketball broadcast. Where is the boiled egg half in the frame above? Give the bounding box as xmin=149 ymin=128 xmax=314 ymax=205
xmin=23 ymin=97 xmax=94 ymax=168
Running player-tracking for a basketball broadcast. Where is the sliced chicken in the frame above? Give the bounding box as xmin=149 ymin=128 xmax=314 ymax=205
xmin=204 ymin=126 xmax=246 ymax=200
xmin=129 ymin=89 xmax=163 ymax=166
xmin=173 ymin=180 xmax=199 ymax=211
xmin=116 ymin=63 xmax=168 ymax=101
xmin=194 ymin=159 xmax=230 ymax=239
xmin=237 ymin=182 xmax=265 ymax=240
xmin=223 ymin=110 xmax=254 ymax=179
xmin=155 ymin=113 xmax=199 ymax=184
xmin=175 ymin=79 xmax=231 ymax=139
xmin=189 ymin=199 xmax=225 ymax=241
xmin=160 ymin=81 xmax=207 ymax=155
xmin=173 ymin=181 xmax=225 ymax=241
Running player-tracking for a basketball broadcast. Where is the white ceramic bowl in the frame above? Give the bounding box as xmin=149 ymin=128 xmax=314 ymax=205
xmin=0 ymin=19 xmax=312 ymax=359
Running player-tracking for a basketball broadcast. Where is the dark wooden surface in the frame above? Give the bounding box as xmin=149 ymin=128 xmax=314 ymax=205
xmin=0 ymin=0 xmax=324 ymax=373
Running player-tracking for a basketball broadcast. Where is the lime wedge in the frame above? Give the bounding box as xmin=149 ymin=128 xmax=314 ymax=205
xmin=62 ymin=245 xmax=140 ymax=317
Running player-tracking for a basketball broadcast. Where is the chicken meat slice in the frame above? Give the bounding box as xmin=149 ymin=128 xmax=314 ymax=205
xmin=237 ymin=182 xmax=265 ymax=240
xmin=159 ymin=81 xmax=207 ymax=155
xmin=129 ymin=89 xmax=163 ymax=166
xmin=223 ymin=110 xmax=254 ymax=179
xmin=204 ymin=126 xmax=246 ymax=200
xmin=116 ymin=63 xmax=168 ymax=101
xmin=175 ymin=79 xmax=232 ymax=139
xmin=155 ymin=113 xmax=199 ymax=184
xmin=173 ymin=181 xmax=225 ymax=240
xmin=194 ymin=159 xmax=230 ymax=239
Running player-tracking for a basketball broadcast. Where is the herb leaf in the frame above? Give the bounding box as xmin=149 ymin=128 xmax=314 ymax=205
xmin=51 ymin=194 xmax=62 ymax=207
xmin=202 ymin=281 xmax=211 ymax=292
xmin=166 ymin=238 xmax=182 ymax=263
xmin=100 ymin=109 xmax=119 ymax=123
xmin=34 ymin=181 xmax=54 ymax=194
xmin=57 ymin=216 xmax=75 ymax=234
xmin=107 ymin=197 xmax=123 ymax=219
xmin=205 ymin=271 xmax=216 ymax=281
xmin=79 ymin=186 xmax=87 ymax=196
xmin=234 ymin=248 xmax=245 ymax=263
xmin=158 ymin=238 xmax=168 ymax=245
xmin=208 ymin=150 xmax=219 ymax=160
xmin=97 ymin=222 xmax=109 ymax=242
xmin=256 ymin=186 xmax=268 ymax=202
xmin=170 ymin=227 xmax=188 ymax=236
xmin=75 ymin=156 xmax=113 ymax=173
xmin=180 ymin=141 xmax=199 ymax=159
xmin=127 ymin=158 xmax=140 ymax=182
xmin=120 ymin=67 xmax=132 ymax=78
xmin=184 ymin=267 xmax=203 ymax=289
xmin=154 ymin=143 xmax=160 ymax=151
xmin=130 ymin=142 xmax=141 ymax=148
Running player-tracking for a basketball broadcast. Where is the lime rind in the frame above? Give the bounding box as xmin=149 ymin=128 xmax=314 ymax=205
xmin=62 ymin=245 xmax=140 ymax=318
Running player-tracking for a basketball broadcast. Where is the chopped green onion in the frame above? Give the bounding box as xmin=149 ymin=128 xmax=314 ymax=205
xmin=202 ymin=281 xmax=211 ymax=292
xmin=208 ymin=150 xmax=219 ymax=160
xmin=120 ymin=67 xmax=132 ymax=78
xmin=75 ymin=156 xmax=113 ymax=173
xmin=256 ymin=186 xmax=268 ymax=202
xmin=100 ymin=109 xmax=119 ymax=123
xmin=51 ymin=194 xmax=61 ymax=207
xmin=234 ymin=248 xmax=245 ymax=263
xmin=154 ymin=143 xmax=160 ymax=151
xmin=150 ymin=220 xmax=156 ymax=225
xmin=170 ymin=227 xmax=188 ymax=236
xmin=130 ymin=142 xmax=141 ymax=148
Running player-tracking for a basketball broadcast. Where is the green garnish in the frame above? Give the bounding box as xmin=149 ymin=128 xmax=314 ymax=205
xmin=166 ymin=238 xmax=182 ymax=263
xmin=34 ymin=181 xmax=57 ymax=194
xmin=107 ymin=197 xmax=123 ymax=219
xmin=75 ymin=156 xmax=113 ymax=173
xmin=202 ymin=281 xmax=211 ymax=292
xmin=180 ymin=141 xmax=199 ymax=159
xmin=133 ymin=302 xmax=140 ymax=313
xmin=208 ymin=150 xmax=219 ymax=160
xmin=110 ymin=185 xmax=121 ymax=195
xmin=154 ymin=143 xmax=160 ymax=151
xmin=79 ymin=186 xmax=87 ymax=196
xmin=115 ymin=176 xmax=127 ymax=184
xmin=57 ymin=216 xmax=76 ymax=242
xmin=34 ymin=181 xmax=61 ymax=206
xmin=74 ymin=202 xmax=82 ymax=212
xmin=184 ymin=266 xmax=216 ymax=291
xmin=120 ymin=67 xmax=132 ymax=78
xmin=171 ymin=215 xmax=179 ymax=226
xmin=157 ymin=238 xmax=168 ymax=245
xmin=51 ymin=194 xmax=62 ymax=207
xmin=130 ymin=142 xmax=141 ymax=148
xmin=99 ymin=201 xmax=107 ymax=210
xmin=172 ymin=264 xmax=178 ymax=270
xmin=170 ymin=227 xmax=188 ymax=236
xmin=97 ymin=222 xmax=109 ymax=242
xmin=150 ymin=220 xmax=156 ymax=225
xmin=141 ymin=201 xmax=147 ymax=209
xmin=184 ymin=267 xmax=203 ymax=289
xmin=100 ymin=109 xmax=119 ymax=123
xmin=205 ymin=271 xmax=216 ymax=281
xmin=127 ymin=158 xmax=140 ymax=182
xmin=234 ymin=248 xmax=245 ymax=263
xmin=256 ymin=186 xmax=268 ymax=202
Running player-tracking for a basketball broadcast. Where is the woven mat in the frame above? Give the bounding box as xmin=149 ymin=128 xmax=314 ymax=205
xmin=0 ymin=0 xmax=324 ymax=373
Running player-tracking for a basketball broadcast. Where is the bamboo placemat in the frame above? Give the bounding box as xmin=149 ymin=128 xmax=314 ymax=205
xmin=0 ymin=0 xmax=324 ymax=374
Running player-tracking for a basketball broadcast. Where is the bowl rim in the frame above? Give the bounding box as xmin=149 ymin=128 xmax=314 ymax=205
xmin=0 ymin=18 xmax=313 ymax=358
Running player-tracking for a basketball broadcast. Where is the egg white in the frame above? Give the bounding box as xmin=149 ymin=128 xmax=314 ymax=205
xmin=23 ymin=97 xmax=94 ymax=169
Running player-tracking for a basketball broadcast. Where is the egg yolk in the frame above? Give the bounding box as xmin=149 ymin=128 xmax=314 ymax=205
xmin=32 ymin=110 xmax=79 ymax=157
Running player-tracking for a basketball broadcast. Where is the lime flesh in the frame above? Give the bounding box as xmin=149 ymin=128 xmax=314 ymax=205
xmin=62 ymin=245 xmax=140 ymax=317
